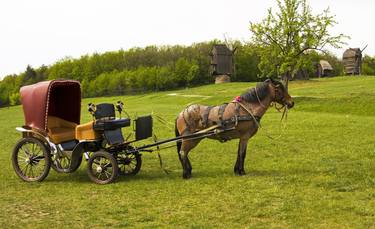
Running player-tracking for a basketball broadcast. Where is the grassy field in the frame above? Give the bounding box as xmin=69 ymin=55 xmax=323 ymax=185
xmin=1 ymin=76 xmax=375 ymax=228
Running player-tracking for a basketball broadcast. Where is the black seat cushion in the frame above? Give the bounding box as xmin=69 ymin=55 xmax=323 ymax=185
xmin=93 ymin=118 xmax=131 ymax=131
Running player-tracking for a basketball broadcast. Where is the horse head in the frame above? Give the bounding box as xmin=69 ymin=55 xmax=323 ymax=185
xmin=266 ymin=78 xmax=294 ymax=109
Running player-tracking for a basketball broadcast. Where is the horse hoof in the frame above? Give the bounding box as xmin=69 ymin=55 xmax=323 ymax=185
xmin=235 ymin=170 xmax=246 ymax=176
xmin=183 ymin=173 xmax=191 ymax=179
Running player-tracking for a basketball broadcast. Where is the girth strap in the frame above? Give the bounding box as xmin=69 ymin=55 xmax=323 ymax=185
xmin=217 ymin=103 xmax=228 ymax=126
xmin=201 ymin=106 xmax=213 ymax=128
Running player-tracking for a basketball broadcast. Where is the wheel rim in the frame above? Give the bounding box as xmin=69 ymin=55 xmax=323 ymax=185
xmin=118 ymin=154 xmax=138 ymax=175
xmin=16 ymin=141 xmax=47 ymax=180
xmin=91 ymin=156 xmax=114 ymax=181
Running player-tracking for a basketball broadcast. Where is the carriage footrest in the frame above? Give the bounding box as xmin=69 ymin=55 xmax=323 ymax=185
xmin=59 ymin=140 xmax=78 ymax=151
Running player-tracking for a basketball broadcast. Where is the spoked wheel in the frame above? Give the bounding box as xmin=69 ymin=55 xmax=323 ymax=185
xmin=118 ymin=153 xmax=142 ymax=176
xmin=12 ymin=138 xmax=51 ymax=182
xmin=51 ymin=151 xmax=82 ymax=173
xmin=87 ymin=151 xmax=118 ymax=184
xmin=51 ymin=151 xmax=71 ymax=173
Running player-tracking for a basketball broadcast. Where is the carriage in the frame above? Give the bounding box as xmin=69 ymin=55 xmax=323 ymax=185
xmin=12 ymin=79 xmax=294 ymax=183
xmin=12 ymin=80 xmax=153 ymax=184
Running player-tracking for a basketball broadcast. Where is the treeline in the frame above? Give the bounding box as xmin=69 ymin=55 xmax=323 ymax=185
xmin=0 ymin=40 xmax=262 ymax=106
xmin=1 ymin=40 xmax=373 ymax=107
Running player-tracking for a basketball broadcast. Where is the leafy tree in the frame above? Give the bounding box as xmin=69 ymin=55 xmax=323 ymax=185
xmin=362 ymin=55 xmax=375 ymax=76
xmin=250 ymin=0 xmax=348 ymax=84
xmin=174 ymin=58 xmax=199 ymax=87
xmin=9 ymin=92 xmax=20 ymax=106
xmin=234 ymin=43 xmax=261 ymax=81
xmin=23 ymin=65 xmax=37 ymax=84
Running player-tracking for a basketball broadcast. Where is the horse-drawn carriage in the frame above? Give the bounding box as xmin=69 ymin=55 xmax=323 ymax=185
xmin=12 ymin=79 xmax=294 ymax=184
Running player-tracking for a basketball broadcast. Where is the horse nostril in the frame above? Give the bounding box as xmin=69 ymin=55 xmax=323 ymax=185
xmin=288 ymin=101 xmax=294 ymax=109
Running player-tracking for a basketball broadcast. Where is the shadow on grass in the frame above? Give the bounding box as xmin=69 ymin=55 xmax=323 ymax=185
xmin=41 ymin=164 xmax=321 ymax=184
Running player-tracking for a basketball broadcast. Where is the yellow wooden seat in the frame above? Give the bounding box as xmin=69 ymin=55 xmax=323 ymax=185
xmin=75 ymin=121 xmax=100 ymax=141
xmin=47 ymin=116 xmax=77 ymax=143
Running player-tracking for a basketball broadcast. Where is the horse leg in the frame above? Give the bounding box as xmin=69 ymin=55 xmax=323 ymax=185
xmin=234 ymin=138 xmax=248 ymax=176
xmin=234 ymin=144 xmax=241 ymax=175
xmin=179 ymin=139 xmax=201 ymax=179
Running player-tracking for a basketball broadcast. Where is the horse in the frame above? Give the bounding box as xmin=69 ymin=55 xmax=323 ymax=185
xmin=174 ymin=78 xmax=294 ymax=179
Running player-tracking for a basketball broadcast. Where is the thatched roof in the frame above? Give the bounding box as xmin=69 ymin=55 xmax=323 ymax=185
xmin=212 ymin=44 xmax=232 ymax=55
xmin=343 ymin=48 xmax=361 ymax=59
xmin=319 ymin=60 xmax=333 ymax=71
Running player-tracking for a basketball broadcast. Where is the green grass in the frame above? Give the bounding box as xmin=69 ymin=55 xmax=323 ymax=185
xmin=1 ymin=76 xmax=375 ymax=228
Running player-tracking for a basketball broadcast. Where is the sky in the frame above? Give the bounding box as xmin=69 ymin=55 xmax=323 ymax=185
xmin=1 ymin=0 xmax=374 ymax=79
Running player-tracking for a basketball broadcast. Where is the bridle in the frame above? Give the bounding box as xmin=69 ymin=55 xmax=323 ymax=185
xmin=255 ymin=81 xmax=289 ymax=112
xmin=270 ymin=84 xmax=290 ymax=122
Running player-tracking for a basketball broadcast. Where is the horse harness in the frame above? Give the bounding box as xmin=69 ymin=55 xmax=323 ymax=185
xmin=201 ymin=102 xmax=261 ymax=129
xmin=181 ymin=100 xmax=262 ymax=141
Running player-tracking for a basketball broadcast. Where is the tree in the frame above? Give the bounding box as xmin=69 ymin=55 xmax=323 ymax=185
xmin=9 ymin=92 xmax=20 ymax=106
xmin=234 ymin=43 xmax=261 ymax=82
xmin=362 ymin=55 xmax=375 ymax=76
xmin=250 ymin=0 xmax=348 ymax=85
xmin=23 ymin=65 xmax=37 ymax=84
xmin=174 ymin=58 xmax=199 ymax=87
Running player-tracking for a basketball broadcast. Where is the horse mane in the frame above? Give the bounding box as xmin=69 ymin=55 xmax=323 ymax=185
xmin=240 ymin=82 xmax=270 ymax=103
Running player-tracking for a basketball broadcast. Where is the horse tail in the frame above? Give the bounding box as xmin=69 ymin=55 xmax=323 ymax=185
xmin=175 ymin=117 xmax=182 ymax=154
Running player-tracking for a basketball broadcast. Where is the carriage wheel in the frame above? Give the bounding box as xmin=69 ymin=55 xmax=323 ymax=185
xmin=87 ymin=151 xmax=118 ymax=184
xmin=51 ymin=153 xmax=82 ymax=173
xmin=118 ymin=153 xmax=142 ymax=176
xmin=12 ymin=138 xmax=51 ymax=182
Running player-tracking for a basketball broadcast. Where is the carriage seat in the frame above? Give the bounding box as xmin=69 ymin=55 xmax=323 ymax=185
xmin=93 ymin=118 xmax=131 ymax=131
xmin=47 ymin=116 xmax=77 ymax=144
xmin=76 ymin=121 xmax=100 ymax=141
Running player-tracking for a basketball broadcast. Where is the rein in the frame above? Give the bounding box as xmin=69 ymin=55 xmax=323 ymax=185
xmin=233 ymin=99 xmax=288 ymax=140
xmin=232 ymin=101 xmax=262 ymax=128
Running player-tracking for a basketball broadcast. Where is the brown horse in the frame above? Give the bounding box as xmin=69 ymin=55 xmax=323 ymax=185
xmin=174 ymin=78 xmax=294 ymax=179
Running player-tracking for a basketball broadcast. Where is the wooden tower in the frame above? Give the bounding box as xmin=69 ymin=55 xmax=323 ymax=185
xmin=210 ymin=44 xmax=233 ymax=83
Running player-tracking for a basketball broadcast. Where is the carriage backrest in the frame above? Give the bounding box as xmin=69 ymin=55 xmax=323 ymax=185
xmin=94 ymin=103 xmax=116 ymax=120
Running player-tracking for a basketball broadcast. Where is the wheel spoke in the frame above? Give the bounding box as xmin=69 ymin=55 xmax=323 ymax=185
xmin=18 ymin=155 xmax=28 ymax=161
xmin=104 ymin=170 xmax=112 ymax=178
xmin=104 ymin=170 xmax=111 ymax=179
xmin=98 ymin=172 xmax=104 ymax=180
xmin=103 ymin=162 xmax=111 ymax=169
xmin=29 ymin=165 xmax=35 ymax=178
xmin=21 ymin=147 xmax=30 ymax=157
xmin=31 ymin=143 xmax=36 ymax=154
xmin=21 ymin=164 xmax=29 ymax=175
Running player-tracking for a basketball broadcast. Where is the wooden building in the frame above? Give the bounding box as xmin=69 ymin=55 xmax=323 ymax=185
xmin=210 ymin=44 xmax=233 ymax=83
xmin=317 ymin=60 xmax=333 ymax=77
xmin=343 ymin=48 xmax=362 ymax=75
